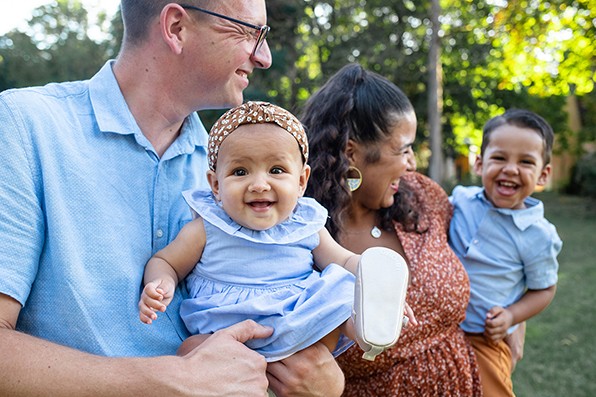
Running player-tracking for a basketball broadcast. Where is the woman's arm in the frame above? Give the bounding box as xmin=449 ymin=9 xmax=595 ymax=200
xmin=505 ymin=321 xmax=526 ymax=372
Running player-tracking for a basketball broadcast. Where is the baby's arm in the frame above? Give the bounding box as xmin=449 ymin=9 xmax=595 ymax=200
xmin=484 ymin=285 xmax=556 ymax=342
xmin=139 ymin=217 xmax=206 ymax=324
xmin=313 ymin=228 xmax=360 ymax=274
xmin=313 ymin=228 xmax=418 ymax=338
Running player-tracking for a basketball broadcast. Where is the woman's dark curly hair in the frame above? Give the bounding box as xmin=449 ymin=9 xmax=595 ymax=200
xmin=301 ymin=63 xmax=421 ymax=240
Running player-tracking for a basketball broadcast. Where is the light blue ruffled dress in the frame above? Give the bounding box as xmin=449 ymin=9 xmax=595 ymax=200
xmin=179 ymin=189 xmax=355 ymax=362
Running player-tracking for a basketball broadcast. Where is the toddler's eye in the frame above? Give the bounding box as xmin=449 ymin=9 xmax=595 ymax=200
xmin=270 ymin=167 xmax=284 ymax=175
xmin=233 ymin=169 xmax=247 ymax=176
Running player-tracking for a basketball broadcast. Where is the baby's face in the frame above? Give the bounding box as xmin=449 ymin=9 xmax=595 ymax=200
xmin=207 ymin=123 xmax=310 ymax=230
xmin=474 ymin=124 xmax=551 ymax=209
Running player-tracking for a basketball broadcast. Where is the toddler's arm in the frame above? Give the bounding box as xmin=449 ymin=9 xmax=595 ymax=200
xmin=485 ymin=285 xmax=556 ymax=342
xmin=139 ymin=217 xmax=206 ymax=324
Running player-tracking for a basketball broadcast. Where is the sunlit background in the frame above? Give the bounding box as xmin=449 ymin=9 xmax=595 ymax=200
xmin=0 ymin=0 xmax=120 ymax=36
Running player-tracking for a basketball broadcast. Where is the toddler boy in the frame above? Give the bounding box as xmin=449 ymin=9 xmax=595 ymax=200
xmin=450 ymin=108 xmax=562 ymax=397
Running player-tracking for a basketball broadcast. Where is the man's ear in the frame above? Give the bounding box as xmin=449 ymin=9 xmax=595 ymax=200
xmin=206 ymin=170 xmax=221 ymax=201
xmin=160 ymin=4 xmax=188 ymax=55
xmin=298 ymin=164 xmax=311 ymax=197
xmin=537 ymin=163 xmax=552 ymax=186
xmin=473 ymin=155 xmax=483 ymax=176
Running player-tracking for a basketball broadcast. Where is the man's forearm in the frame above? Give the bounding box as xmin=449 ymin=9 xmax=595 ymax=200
xmin=0 ymin=328 xmax=169 ymax=397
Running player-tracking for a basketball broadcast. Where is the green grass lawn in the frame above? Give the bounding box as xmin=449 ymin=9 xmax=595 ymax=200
xmin=512 ymin=192 xmax=596 ymax=397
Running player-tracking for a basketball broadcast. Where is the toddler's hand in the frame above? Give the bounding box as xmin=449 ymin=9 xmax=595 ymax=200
xmin=484 ymin=306 xmax=514 ymax=342
xmin=138 ymin=279 xmax=175 ymax=324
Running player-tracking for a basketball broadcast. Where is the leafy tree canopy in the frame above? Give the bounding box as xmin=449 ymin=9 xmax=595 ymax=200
xmin=1 ymin=0 xmax=594 ymax=173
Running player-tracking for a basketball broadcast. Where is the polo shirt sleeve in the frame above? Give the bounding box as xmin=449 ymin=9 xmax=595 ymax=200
xmin=522 ymin=221 xmax=562 ymax=290
xmin=0 ymin=92 xmax=45 ymax=305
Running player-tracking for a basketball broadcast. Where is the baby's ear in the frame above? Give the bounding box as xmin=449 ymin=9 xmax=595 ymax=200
xmin=298 ymin=164 xmax=311 ymax=197
xmin=537 ymin=163 xmax=552 ymax=186
xmin=206 ymin=170 xmax=221 ymax=200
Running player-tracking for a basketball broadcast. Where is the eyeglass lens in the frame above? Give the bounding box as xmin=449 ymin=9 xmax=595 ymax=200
xmin=252 ymin=26 xmax=269 ymax=56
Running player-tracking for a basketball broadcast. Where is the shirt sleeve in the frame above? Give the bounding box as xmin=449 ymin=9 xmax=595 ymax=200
xmin=0 ymin=93 xmax=45 ymax=305
xmin=522 ymin=222 xmax=562 ymax=290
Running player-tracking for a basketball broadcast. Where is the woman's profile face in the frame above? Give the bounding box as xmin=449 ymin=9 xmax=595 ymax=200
xmin=350 ymin=111 xmax=417 ymax=211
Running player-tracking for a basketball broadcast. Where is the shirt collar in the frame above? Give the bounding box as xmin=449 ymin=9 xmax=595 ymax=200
xmin=89 ymin=60 xmax=137 ymax=136
xmin=475 ymin=189 xmax=545 ymax=231
xmin=88 ymin=60 xmax=207 ymax=158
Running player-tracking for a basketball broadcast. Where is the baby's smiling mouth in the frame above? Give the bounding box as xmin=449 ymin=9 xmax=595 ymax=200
xmin=248 ymin=200 xmax=274 ymax=209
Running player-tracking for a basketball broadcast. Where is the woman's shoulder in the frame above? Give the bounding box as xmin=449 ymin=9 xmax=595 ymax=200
xmin=402 ymin=172 xmax=449 ymax=204
xmin=399 ymin=172 xmax=452 ymax=231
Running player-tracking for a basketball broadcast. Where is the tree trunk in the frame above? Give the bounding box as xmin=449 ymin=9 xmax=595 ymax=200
xmin=428 ymin=0 xmax=444 ymax=183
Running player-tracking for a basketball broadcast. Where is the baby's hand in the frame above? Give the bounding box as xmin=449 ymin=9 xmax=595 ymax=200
xmin=138 ymin=279 xmax=176 ymax=324
xmin=484 ymin=306 xmax=514 ymax=342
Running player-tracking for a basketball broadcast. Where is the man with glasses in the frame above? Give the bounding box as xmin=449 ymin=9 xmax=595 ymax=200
xmin=0 ymin=1 xmax=344 ymax=396
xmin=180 ymin=4 xmax=271 ymax=58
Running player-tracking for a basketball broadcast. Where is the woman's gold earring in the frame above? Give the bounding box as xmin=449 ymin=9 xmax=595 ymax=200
xmin=347 ymin=166 xmax=362 ymax=192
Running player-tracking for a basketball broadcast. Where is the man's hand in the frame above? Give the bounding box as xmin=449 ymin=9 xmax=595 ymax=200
xmin=267 ymin=342 xmax=344 ymax=397
xmin=178 ymin=320 xmax=273 ymax=396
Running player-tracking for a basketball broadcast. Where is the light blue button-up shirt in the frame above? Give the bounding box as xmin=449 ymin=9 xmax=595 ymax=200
xmin=0 ymin=61 xmax=209 ymax=356
xmin=449 ymin=185 xmax=562 ymax=334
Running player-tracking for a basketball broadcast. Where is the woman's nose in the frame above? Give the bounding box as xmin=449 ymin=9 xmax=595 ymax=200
xmin=406 ymin=150 xmax=417 ymax=172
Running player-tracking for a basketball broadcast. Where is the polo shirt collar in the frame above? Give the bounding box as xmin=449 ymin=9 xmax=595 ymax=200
xmin=88 ymin=60 xmax=207 ymax=158
xmin=475 ymin=189 xmax=544 ymax=231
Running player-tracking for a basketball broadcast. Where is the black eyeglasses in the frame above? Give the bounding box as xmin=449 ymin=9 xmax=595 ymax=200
xmin=180 ymin=4 xmax=270 ymax=57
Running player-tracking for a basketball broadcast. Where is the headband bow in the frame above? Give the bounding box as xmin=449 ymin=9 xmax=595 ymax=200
xmin=208 ymin=101 xmax=308 ymax=171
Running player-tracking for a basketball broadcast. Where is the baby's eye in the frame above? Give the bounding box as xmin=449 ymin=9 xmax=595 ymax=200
xmin=233 ymin=169 xmax=248 ymax=176
xmin=521 ymin=159 xmax=536 ymax=166
xmin=270 ymin=167 xmax=284 ymax=175
xmin=491 ymin=155 xmax=506 ymax=161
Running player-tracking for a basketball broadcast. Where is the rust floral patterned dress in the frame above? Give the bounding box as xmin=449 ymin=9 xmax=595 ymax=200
xmin=337 ymin=173 xmax=482 ymax=397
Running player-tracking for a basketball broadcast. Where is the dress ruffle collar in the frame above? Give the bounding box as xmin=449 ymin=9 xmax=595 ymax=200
xmin=182 ymin=189 xmax=328 ymax=244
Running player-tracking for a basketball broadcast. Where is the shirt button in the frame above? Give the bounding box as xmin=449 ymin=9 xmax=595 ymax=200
xmin=473 ymin=239 xmax=479 ymax=244
xmin=156 ymin=229 xmax=164 ymax=238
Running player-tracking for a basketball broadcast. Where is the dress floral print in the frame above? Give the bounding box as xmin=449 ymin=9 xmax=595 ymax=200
xmin=337 ymin=173 xmax=482 ymax=397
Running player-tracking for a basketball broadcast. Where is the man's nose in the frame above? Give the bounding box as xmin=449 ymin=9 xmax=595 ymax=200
xmin=252 ymin=39 xmax=272 ymax=69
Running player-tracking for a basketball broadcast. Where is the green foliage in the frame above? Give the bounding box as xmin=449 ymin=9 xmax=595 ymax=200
xmin=568 ymin=152 xmax=596 ymax=197
xmin=512 ymin=192 xmax=596 ymax=396
xmin=577 ymin=89 xmax=596 ymax=145
xmin=0 ymin=0 xmax=113 ymax=91
xmin=1 ymin=0 xmax=594 ymax=181
xmin=492 ymin=0 xmax=596 ymax=96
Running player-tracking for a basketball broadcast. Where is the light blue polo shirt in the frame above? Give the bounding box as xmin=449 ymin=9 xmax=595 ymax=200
xmin=0 ymin=61 xmax=209 ymax=356
xmin=449 ymin=185 xmax=562 ymax=334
